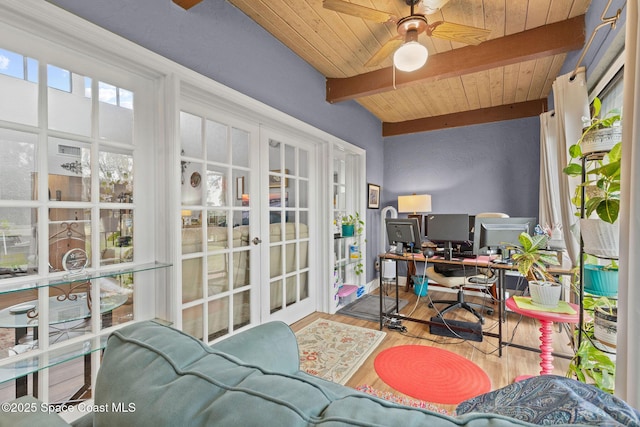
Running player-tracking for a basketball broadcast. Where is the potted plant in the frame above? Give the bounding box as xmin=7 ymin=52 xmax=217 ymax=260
xmin=563 ymin=97 xmax=621 ymax=258
xmin=510 ymin=232 xmax=562 ymax=308
xmin=341 ymin=212 xmax=364 ymax=237
xmin=574 ymin=96 xmax=622 ymax=155
xmin=568 ymin=336 xmax=616 ymax=394
xmin=339 ymin=212 xmax=365 ymax=277
xmin=583 ymin=259 xmax=618 ymax=297
xmin=589 ymin=296 xmax=618 ymax=352
xmin=567 ymin=295 xmax=617 ymax=393
xmin=564 ymin=141 xmax=621 ymax=225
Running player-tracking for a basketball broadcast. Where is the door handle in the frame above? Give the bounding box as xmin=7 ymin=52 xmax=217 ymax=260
xmin=252 ymin=237 xmax=262 ymax=245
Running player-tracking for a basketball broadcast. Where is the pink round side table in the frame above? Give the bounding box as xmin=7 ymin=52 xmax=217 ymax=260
xmin=505 ymin=296 xmax=580 ymax=381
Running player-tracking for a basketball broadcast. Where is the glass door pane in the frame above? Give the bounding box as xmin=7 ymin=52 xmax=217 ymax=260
xmin=265 ymin=137 xmax=312 ymax=321
xmin=180 ymin=110 xmax=257 ymax=342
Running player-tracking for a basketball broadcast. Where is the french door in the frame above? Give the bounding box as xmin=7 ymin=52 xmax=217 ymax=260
xmin=260 ymin=128 xmax=316 ymax=324
xmin=179 ymin=105 xmax=318 ymax=339
xmin=179 ymin=103 xmax=261 ymax=341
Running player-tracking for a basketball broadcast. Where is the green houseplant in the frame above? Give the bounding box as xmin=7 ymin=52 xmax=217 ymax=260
xmin=563 ymin=97 xmax=622 ymax=260
xmin=510 ymin=232 xmax=562 ymax=307
xmin=341 ymin=212 xmax=364 ymax=237
xmin=564 ymin=141 xmax=621 ymax=224
xmin=563 ymin=97 xmax=622 ymax=225
xmin=567 ymin=295 xmax=617 ymax=394
xmin=341 ymin=212 xmax=364 ymax=275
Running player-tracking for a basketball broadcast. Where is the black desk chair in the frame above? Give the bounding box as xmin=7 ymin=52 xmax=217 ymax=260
xmin=425 ymin=266 xmax=497 ymax=324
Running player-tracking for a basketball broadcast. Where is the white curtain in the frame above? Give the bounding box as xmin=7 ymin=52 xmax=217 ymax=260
xmin=539 ymin=112 xmax=567 ymax=250
xmin=615 ymin=0 xmax=640 ymax=407
xmin=543 ymin=70 xmax=590 ymax=265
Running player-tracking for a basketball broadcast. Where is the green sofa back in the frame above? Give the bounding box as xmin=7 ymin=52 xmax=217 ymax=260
xmin=93 ymin=321 xmax=540 ymax=426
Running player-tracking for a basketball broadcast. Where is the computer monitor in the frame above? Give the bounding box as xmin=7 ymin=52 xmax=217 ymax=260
xmin=425 ymin=214 xmax=470 ymax=259
xmin=385 ymin=217 xmax=422 ymax=255
xmin=423 ymin=214 xmax=475 ymax=240
xmin=473 ymin=216 xmax=537 ymax=257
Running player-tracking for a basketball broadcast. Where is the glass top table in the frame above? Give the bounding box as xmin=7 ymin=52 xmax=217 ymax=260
xmin=0 ymin=293 xmax=128 ymax=329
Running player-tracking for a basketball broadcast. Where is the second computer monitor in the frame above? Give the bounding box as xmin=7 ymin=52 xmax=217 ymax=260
xmin=426 ymin=214 xmax=470 ymax=259
xmin=473 ymin=216 xmax=537 ymax=256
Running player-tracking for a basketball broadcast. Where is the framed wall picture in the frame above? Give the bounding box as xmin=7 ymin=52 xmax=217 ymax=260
xmin=367 ymin=183 xmax=380 ymax=209
xmin=269 ymin=169 xmax=289 ymax=188
xmin=236 ymin=176 xmax=245 ymax=200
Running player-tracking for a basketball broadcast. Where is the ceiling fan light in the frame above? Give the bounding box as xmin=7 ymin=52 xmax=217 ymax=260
xmin=393 ymin=41 xmax=428 ymax=72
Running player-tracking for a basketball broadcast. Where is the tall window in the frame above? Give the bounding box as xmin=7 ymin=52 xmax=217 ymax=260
xmin=596 ymin=67 xmax=623 ymax=114
xmin=0 ymin=44 xmax=143 ymax=403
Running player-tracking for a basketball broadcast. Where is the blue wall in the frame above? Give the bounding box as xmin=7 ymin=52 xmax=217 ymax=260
xmin=383 ymin=117 xmax=540 ymax=220
xmin=558 ymin=0 xmax=627 ymax=81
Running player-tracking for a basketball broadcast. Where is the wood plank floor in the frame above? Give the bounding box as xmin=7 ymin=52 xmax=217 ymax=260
xmin=291 ymin=286 xmax=575 ymax=413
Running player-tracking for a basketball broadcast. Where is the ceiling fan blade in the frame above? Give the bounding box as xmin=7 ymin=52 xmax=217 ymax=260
xmin=322 ymin=0 xmax=394 ymax=24
xmin=364 ymin=36 xmax=403 ymax=67
xmin=428 ymin=21 xmax=491 ymax=45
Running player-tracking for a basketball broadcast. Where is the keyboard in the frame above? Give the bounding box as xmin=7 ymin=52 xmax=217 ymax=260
xmin=453 ymin=251 xmax=476 ymax=259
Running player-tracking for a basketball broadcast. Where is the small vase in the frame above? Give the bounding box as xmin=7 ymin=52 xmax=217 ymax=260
xmin=342 ymin=224 xmax=354 ymax=237
xmin=528 ymin=281 xmax=561 ymax=308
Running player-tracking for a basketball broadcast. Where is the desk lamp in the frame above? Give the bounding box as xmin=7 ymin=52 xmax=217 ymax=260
xmin=398 ymin=194 xmax=432 ymax=233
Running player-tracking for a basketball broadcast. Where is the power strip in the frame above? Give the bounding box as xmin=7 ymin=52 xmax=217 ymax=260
xmin=388 ymin=324 xmax=407 ymax=332
xmin=386 ymin=319 xmax=407 ymax=332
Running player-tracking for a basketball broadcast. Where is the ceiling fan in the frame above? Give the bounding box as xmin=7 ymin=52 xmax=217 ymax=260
xmin=323 ymin=0 xmax=491 ymax=71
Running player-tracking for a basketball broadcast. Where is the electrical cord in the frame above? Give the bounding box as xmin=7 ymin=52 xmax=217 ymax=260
xmin=384 ymin=260 xmax=501 ymax=355
xmin=383 ymin=251 xmax=528 ymax=356
xmin=405 ymin=251 xmax=428 ymax=318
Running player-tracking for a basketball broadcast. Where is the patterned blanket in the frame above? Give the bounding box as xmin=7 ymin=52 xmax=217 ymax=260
xmin=456 ymin=375 xmax=639 ymax=426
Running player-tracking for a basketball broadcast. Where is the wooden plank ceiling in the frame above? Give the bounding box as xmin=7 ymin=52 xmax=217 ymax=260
xmin=176 ymin=0 xmax=591 ymax=136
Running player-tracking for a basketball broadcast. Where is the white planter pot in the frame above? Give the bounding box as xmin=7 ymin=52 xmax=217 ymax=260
xmin=580 ymin=219 xmax=619 ymax=258
xmin=528 ymin=281 xmax=562 ymax=308
xmin=594 ymin=307 xmax=617 ymax=352
xmin=581 ymin=127 xmax=622 ymax=154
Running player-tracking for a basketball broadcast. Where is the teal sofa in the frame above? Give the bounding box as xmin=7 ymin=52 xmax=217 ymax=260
xmin=5 ymin=320 xmax=639 ymax=426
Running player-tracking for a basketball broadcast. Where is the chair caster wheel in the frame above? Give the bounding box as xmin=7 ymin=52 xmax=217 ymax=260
xmin=428 ymin=303 xmax=434 ymax=308
xmin=487 ymin=309 xmax=494 ymax=315
xmin=480 ymin=318 xmax=486 ymax=325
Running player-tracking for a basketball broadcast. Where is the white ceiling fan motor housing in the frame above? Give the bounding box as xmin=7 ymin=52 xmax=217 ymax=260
xmin=421 ymin=0 xmax=452 ymax=15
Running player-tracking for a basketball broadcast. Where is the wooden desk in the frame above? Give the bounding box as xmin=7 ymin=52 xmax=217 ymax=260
xmin=378 ymin=252 xmax=500 ymax=352
xmin=378 ymin=253 xmax=574 ymax=358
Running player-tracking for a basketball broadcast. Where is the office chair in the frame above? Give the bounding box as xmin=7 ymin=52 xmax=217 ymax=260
xmin=426 ymin=212 xmax=507 ymax=324
xmin=425 ymin=266 xmax=496 ymax=324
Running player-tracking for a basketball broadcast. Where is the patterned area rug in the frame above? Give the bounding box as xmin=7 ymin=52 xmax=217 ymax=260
xmin=296 ymin=318 xmax=386 ymax=385
xmin=355 ymin=385 xmax=451 ymax=415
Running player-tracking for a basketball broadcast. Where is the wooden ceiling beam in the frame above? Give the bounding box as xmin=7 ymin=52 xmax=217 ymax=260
xmin=173 ymin=0 xmax=203 ymax=10
xmin=327 ymin=15 xmax=585 ymax=103
xmin=382 ymin=99 xmax=548 ymax=136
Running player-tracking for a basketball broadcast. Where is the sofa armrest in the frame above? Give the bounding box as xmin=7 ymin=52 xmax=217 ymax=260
xmin=2 ymin=396 xmax=70 ymax=427
xmin=210 ymin=321 xmax=299 ymax=374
